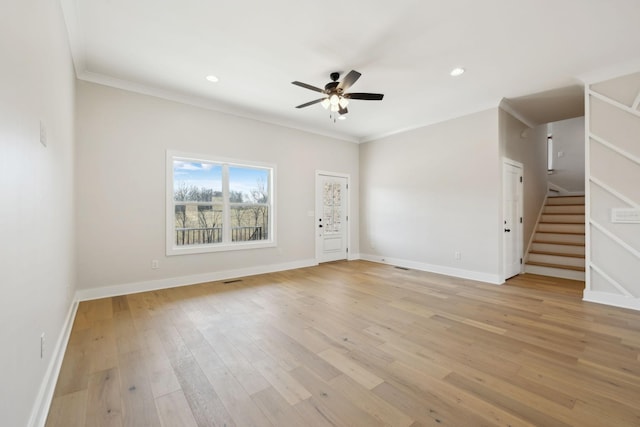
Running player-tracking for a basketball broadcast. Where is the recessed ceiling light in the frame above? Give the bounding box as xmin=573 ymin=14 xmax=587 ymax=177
xmin=206 ymin=75 xmax=219 ymax=83
xmin=450 ymin=67 xmax=465 ymax=77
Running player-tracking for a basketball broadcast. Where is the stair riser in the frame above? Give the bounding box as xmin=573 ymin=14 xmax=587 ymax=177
xmin=543 ymin=205 xmax=585 ymax=214
xmin=534 ymin=233 xmax=585 ymax=245
xmin=537 ymin=223 xmax=585 ymax=234
xmin=530 ymin=243 xmax=585 ymax=256
xmin=524 ymin=264 xmax=585 ymax=281
xmin=541 ymin=214 xmax=585 ymax=223
xmin=527 ymin=253 xmax=585 ymax=268
xmin=546 ymin=196 xmax=585 ymax=205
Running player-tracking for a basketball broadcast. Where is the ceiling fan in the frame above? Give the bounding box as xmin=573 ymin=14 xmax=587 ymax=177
xmin=292 ymin=70 xmax=384 ymax=120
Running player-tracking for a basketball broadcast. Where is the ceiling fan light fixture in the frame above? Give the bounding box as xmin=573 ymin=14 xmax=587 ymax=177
xmin=292 ymin=70 xmax=383 ymax=122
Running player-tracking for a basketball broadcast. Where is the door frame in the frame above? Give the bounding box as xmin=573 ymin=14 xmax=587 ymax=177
xmin=502 ymin=158 xmax=524 ymax=282
xmin=315 ymin=170 xmax=350 ymax=264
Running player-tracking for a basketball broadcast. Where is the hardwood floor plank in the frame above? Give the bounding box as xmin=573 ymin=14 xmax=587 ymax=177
xmin=289 ymin=366 xmax=383 ymax=426
xmin=117 ymin=350 xmax=162 ymax=427
xmin=329 ymin=374 xmax=414 ymax=427
xmin=253 ymin=359 xmax=312 ymax=405
xmin=46 ymin=262 xmax=640 ymax=427
xmin=172 ymin=355 xmax=237 ymax=427
xmin=45 ymin=389 xmax=87 ymax=427
xmin=141 ymin=329 xmax=182 ymax=398
xmin=155 ymin=390 xmax=199 ymax=427
xmin=251 ymin=386 xmax=308 ymax=427
xmin=318 ymin=348 xmax=384 ymax=390
xmin=372 ymin=381 xmax=496 ymax=427
xmin=444 ymin=371 xmax=573 ymax=427
xmin=199 ymin=328 xmax=271 ymax=395
xmin=385 ymin=361 xmax=535 ymax=427
xmin=190 ymin=343 xmax=273 ymax=427
xmin=85 ymin=368 xmax=122 ymax=427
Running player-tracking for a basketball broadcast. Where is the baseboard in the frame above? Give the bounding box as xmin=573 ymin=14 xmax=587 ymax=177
xmin=28 ymin=298 xmax=79 ymax=427
xmin=359 ymin=254 xmax=502 ymax=285
xmin=583 ymin=290 xmax=640 ymax=312
xmin=75 ymin=258 xmax=318 ymax=301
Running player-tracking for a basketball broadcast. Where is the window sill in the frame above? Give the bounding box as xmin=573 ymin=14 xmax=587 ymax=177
xmin=166 ymin=240 xmax=276 ymax=256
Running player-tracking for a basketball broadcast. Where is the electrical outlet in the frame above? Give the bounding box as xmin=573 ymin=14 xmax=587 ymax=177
xmin=454 ymin=251 xmax=461 ymax=260
xmin=151 ymin=260 xmax=159 ymax=269
xmin=40 ymin=333 xmax=45 ymax=359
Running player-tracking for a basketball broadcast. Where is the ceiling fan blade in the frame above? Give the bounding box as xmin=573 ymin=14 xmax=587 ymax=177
xmin=295 ymin=98 xmax=326 ymax=108
xmin=292 ymin=81 xmax=325 ymax=93
xmin=338 ymin=70 xmax=361 ymax=92
xmin=344 ymin=92 xmax=384 ymax=101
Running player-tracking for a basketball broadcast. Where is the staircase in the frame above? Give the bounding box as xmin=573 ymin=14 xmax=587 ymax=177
xmin=524 ymin=195 xmax=585 ymax=281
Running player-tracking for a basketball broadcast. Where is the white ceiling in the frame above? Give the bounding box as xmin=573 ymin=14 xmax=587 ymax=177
xmin=60 ymin=0 xmax=640 ymax=142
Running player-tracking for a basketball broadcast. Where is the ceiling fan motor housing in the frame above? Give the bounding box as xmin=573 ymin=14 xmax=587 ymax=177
xmin=324 ymin=81 xmax=339 ymax=92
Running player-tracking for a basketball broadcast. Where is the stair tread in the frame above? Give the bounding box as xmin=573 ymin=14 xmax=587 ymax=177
xmin=536 ymin=231 xmax=585 ymax=235
xmin=529 ymin=250 xmax=584 ymax=258
xmin=538 ymin=221 xmax=584 ymax=225
xmin=542 ymin=212 xmax=585 ymax=215
xmin=526 ymin=261 xmax=585 ymax=272
xmin=533 ymin=240 xmax=585 ymax=246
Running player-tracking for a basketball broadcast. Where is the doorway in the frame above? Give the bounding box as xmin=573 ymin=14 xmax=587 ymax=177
xmin=315 ymin=172 xmax=349 ymax=263
xmin=503 ymin=159 xmax=524 ymax=280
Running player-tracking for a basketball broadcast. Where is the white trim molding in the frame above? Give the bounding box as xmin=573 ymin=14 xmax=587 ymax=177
xmin=499 ymin=100 xmax=538 ymax=129
xmin=589 ymin=89 xmax=640 ymax=118
xmin=584 ymin=69 xmax=640 ymax=311
xmin=583 ymin=290 xmax=640 ymax=311
xmin=28 ymin=300 xmax=79 ymax=427
xmin=75 ymin=259 xmax=317 ymax=302
xmin=590 ymin=263 xmax=634 ymax=297
xmin=359 ymin=254 xmax=502 ymax=285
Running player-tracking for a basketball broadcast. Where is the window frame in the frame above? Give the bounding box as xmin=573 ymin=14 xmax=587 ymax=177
xmin=166 ymin=150 xmax=276 ymax=256
xmin=547 ymin=136 xmax=554 ymax=172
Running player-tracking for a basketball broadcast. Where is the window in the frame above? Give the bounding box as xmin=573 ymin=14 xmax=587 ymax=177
xmin=547 ymin=136 xmax=554 ymax=171
xmin=167 ymin=151 xmax=275 ymax=255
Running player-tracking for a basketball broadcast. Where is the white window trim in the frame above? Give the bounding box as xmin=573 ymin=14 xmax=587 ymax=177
xmin=547 ymin=136 xmax=554 ymax=171
xmin=166 ymin=150 xmax=276 ymax=256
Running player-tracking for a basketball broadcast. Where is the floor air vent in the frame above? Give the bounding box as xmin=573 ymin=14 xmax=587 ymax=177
xmin=223 ymin=279 xmax=243 ymax=284
xmin=394 ymin=266 xmax=409 ymax=271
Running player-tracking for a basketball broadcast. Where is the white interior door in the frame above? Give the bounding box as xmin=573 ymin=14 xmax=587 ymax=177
xmin=316 ymin=173 xmax=348 ymax=263
xmin=503 ymin=161 xmax=523 ymax=280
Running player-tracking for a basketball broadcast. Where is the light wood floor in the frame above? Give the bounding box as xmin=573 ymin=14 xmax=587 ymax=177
xmin=46 ymin=261 xmax=640 ymax=427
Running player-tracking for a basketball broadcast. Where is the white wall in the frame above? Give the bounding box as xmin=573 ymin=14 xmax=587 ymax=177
xmin=499 ymin=108 xmax=548 ymax=255
xmin=585 ymin=70 xmax=640 ymax=310
xmin=548 ymin=116 xmax=585 ymax=193
xmin=75 ymin=81 xmax=359 ymax=295
xmin=359 ymin=108 xmax=502 ymax=283
xmin=0 ymin=1 xmax=76 ymax=426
